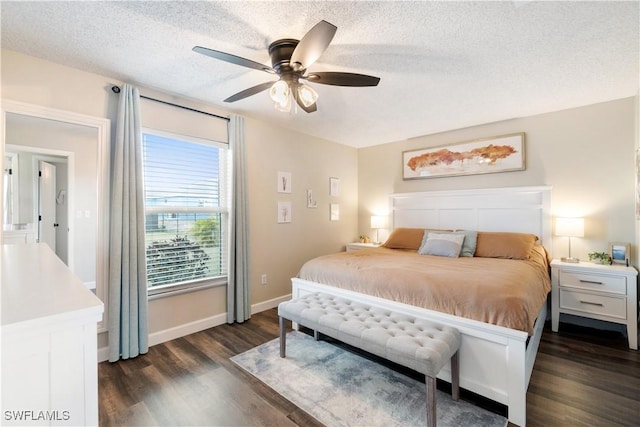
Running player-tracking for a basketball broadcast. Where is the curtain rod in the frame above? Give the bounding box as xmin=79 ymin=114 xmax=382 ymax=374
xmin=111 ymin=85 xmax=230 ymax=122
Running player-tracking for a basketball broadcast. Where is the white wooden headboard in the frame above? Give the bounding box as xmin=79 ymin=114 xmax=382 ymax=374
xmin=390 ymin=186 xmax=552 ymax=247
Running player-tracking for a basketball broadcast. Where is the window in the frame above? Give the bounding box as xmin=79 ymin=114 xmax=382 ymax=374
xmin=142 ymin=130 xmax=229 ymax=296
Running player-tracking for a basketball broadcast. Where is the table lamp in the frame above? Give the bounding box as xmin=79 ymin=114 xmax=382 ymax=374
xmin=370 ymin=215 xmax=387 ymax=244
xmin=555 ymin=217 xmax=584 ymax=263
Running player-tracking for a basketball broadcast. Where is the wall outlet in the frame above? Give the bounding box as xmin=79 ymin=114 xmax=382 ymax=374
xmin=261 ymin=274 xmax=267 ymax=285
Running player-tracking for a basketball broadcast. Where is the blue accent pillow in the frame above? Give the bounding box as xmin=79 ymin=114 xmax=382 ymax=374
xmin=418 ymin=232 xmax=465 ymax=257
xmin=453 ymin=230 xmax=478 ymax=257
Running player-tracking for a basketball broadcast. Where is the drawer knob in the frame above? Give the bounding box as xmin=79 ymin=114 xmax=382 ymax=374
xmin=579 ymin=300 xmax=604 ymax=307
xmin=579 ymin=279 xmax=603 ymax=285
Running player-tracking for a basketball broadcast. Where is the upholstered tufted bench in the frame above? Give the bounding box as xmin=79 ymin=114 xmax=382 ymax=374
xmin=278 ymin=292 xmax=461 ymax=427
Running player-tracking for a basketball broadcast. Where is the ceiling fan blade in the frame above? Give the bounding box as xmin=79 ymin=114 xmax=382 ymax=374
xmin=224 ymin=81 xmax=275 ymax=103
xmin=304 ymin=72 xmax=381 ymax=87
xmin=290 ymin=20 xmax=337 ymax=72
xmin=193 ymin=46 xmax=275 ymax=74
xmin=291 ymin=85 xmax=318 ymax=113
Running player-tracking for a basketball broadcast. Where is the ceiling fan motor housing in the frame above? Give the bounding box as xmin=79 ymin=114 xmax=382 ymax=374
xmin=269 ymin=39 xmax=301 ymax=77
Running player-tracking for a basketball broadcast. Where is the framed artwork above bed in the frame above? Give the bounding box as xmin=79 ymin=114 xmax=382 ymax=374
xmin=402 ymin=132 xmax=525 ymax=180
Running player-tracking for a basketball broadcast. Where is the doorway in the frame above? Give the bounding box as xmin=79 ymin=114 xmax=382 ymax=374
xmin=36 ymin=157 xmax=69 ymax=264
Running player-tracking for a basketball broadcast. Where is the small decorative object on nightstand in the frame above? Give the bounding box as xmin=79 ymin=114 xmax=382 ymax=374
xmin=609 ymin=242 xmax=630 ymax=266
xmin=587 ymin=251 xmax=612 ymax=265
xmin=551 ymin=259 xmax=638 ymax=350
xmin=346 ymin=242 xmax=381 ymax=252
xmin=555 ymin=217 xmax=584 ymax=263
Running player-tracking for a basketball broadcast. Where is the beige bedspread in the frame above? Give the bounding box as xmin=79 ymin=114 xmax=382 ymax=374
xmin=297 ymin=246 xmax=551 ymax=334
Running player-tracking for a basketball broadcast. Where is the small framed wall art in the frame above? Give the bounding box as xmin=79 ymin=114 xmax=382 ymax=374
xmin=306 ymin=189 xmax=317 ymax=208
xmin=330 ymin=203 xmax=340 ymax=221
xmin=277 ymin=171 xmax=292 ymax=193
xmin=329 ymin=177 xmax=340 ymax=197
xmin=609 ymin=242 xmax=630 ymax=266
xmin=277 ymin=201 xmax=292 ymax=223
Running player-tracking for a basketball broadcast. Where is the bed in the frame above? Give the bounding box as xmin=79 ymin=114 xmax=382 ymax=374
xmin=291 ymin=186 xmax=552 ymax=427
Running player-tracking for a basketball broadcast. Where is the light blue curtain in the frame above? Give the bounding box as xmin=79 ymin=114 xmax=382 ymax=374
xmin=227 ymin=115 xmax=251 ymax=323
xmin=108 ymin=83 xmax=149 ymax=361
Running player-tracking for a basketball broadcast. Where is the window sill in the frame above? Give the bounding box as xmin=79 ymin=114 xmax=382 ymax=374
xmin=148 ymin=277 xmax=227 ymax=301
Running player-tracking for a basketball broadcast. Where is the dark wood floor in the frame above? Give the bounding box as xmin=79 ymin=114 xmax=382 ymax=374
xmin=99 ymin=309 xmax=640 ymax=427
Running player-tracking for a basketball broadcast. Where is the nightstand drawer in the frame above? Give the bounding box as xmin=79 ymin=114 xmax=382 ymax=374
xmin=559 ymin=289 xmax=626 ymax=320
xmin=558 ymin=271 xmax=626 ymax=294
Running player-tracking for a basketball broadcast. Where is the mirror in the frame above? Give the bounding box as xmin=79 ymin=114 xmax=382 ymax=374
xmin=2 ymin=100 xmax=110 ymax=331
xmin=4 ymin=143 xmax=71 ymax=263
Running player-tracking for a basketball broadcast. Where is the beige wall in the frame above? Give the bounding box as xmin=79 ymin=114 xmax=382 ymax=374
xmin=1 ymin=50 xmax=358 ymax=352
xmin=358 ymin=97 xmax=638 ymax=265
xmin=245 ymin=117 xmax=358 ymax=303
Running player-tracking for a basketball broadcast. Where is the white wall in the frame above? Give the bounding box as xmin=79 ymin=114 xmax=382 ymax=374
xmin=358 ymin=98 xmax=638 ymax=265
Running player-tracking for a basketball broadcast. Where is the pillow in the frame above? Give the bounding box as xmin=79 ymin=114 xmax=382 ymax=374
xmin=382 ymin=228 xmax=426 ymax=250
xmin=453 ymin=230 xmax=478 ymax=257
xmin=474 ymin=232 xmax=539 ymax=260
xmin=417 ymin=229 xmax=478 ymax=257
xmin=382 ymin=227 xmax=450 ymax=250
xmin=418 ymin=232 xmax=465 ymax=257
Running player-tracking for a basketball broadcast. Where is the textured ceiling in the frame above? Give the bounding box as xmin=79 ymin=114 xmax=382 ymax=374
xmin=1 ymin=1 xmax=638 ymax=148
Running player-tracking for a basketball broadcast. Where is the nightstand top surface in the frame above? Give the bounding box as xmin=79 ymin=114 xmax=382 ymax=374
xmin=551 ymin=259 xmax=637 ymax=275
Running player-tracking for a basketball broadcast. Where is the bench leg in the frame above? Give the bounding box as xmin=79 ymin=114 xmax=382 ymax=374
xmin=426 ymin=376 xmax=436 ymax=427
xmin=279 ymin=316 xmax=286 ymax=358
xmin=313 ymin=330 xmax=320 ymax=341
xmin=451 ymin=351 xmax=459 ymax=401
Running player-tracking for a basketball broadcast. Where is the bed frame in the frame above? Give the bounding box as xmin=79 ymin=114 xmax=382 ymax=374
xmin=291 ymin=186 xmax=552 ymax=427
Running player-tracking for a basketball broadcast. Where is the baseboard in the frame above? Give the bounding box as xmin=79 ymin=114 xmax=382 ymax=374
xmin=98 ymin=293 xmax=292 ymax=362
xmin=251 ymin=293 xmax=292 ymax=315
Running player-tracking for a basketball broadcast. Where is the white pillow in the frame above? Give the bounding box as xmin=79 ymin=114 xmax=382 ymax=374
xmin=418 ymin=232 xmax=465 ymax=257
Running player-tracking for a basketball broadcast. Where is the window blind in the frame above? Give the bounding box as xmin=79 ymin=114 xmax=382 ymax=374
xmin=142 ymin=131 xmax=228 ymax=290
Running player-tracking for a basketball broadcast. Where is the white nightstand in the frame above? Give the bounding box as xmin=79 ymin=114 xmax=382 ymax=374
xmin=346 ymin=242 xmax=381 ymax=252
xmin=551 ymin=259 xmax=638 ymax=350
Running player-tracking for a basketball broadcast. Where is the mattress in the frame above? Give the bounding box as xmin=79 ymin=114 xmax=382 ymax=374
xmin=297 ymin=246 xmax=551 ymax=334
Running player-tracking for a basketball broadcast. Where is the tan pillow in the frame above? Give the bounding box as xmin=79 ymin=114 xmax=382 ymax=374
xmin=474 ymin=232 xmax=539 ymax=260
xmin=382 ymin=227 xmax=451 ymax=250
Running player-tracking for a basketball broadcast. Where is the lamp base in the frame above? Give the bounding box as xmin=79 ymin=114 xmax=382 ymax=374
xmin=561 ymin=257 xmax=580 ymax=263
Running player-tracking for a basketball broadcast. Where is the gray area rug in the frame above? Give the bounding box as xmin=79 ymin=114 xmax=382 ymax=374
xmin=231 ymin=331 xmax=507 ymax=427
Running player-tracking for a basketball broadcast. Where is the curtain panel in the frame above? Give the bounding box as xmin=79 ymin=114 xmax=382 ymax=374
xmin=227 ymin=115 xmax=251 ymax=323
xmin=108 ymin=83 xmax=149 ymax=362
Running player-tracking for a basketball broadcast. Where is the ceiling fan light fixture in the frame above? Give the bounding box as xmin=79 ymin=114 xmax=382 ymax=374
xmin=297 ymin=84 xmax=318 ymax=108
xmin=269 ymin=80 xmax=290 ymax=105
xmin=274 ymin=96 xmax=292 ymax=112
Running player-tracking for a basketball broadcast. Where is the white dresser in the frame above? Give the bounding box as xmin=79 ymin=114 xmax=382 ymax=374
xmin=1 ymin=243 xmax=104 ymax=426
xmin=551 ymin=259 xmax=638 ymax=350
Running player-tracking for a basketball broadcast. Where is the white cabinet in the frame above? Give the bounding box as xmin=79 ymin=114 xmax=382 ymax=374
xmin=3 ymin=224 xmax=36 ymax=244
xmin=1 ymin=244 xmax=104 ymax=426
xmin=551 ymin=259 xmax=638 ymax=349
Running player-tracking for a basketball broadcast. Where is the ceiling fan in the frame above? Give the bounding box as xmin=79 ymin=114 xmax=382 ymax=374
xmin=193 ymin=20 xmax=380 ymax=113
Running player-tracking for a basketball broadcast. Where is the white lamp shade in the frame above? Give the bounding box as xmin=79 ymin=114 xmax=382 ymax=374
xmin=370 ymin=215 xmax=387 ymax=229
xmin=555 ymin=217 xmax=584 ymax=237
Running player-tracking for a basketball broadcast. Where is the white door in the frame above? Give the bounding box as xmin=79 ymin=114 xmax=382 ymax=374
xmin=38 ymin=161 xmax=57 ymax=252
